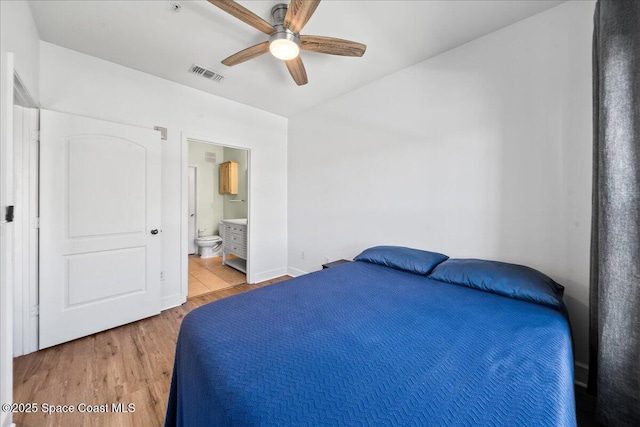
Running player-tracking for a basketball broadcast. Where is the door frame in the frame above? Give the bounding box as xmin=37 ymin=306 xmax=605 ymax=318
xmin=12 ymin=105 xmax=39 ymax=357
xmin=12 ymin=72 xmax=39 ymax=358
xmin=1 ymin=51 xmax=16 ymax=427
xmin=187 ymin=165 xmax=197 ymax=255
xmin=180 ymin=133 xmax=252 ymax=300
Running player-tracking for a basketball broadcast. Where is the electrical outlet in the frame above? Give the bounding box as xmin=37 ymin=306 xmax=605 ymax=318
xmin=301 ymin=251 xmax=305 ymax=260
xmin=160 ymin=271 xmax=165 ymax=281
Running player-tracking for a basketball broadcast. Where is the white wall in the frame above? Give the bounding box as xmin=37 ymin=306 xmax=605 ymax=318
xmin=288 ymin=0 xmax=594 ymax=368
xmin=40 ymin=42 xmax=288 ymax=302
xmin=0 ymin=0 xmax=40 ymax=101
xmin=223 ymin=147 xmax=249 ymax=219
xmin=188 ymin=141 xmax=225 ymax=237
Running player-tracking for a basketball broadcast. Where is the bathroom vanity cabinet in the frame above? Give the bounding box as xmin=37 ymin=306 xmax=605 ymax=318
xmin=221 ymin=219 xmax=247 ymax=273
xmin=219 ymin=161 xmax=238 ymax=195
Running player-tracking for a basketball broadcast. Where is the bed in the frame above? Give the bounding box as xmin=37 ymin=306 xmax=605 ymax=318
xmin=165 ymin=246 xmax=576 ymax=426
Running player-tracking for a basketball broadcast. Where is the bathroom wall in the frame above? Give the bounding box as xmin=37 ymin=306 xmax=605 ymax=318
xmin=223 ymin=146 xmax=248 ymax=220
xmin=188 ymin=141 xmax=224 ymax=237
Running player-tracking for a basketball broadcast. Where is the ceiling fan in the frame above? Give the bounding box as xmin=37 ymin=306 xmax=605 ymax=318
xmin=207 ymin=0 xmax=366 ymax=86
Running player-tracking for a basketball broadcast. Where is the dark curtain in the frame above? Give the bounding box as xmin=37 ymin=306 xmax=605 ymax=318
xmin=589 ymin=0 xmax=640 ymax=426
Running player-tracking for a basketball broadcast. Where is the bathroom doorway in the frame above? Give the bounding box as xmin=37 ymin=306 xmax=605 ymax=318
xmin=183 ymin=138 xmax=250 ymax=299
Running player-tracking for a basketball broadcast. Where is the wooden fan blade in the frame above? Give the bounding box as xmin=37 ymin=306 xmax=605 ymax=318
xmin=300 ymin=35 xmax=366 ymax=57
xmin=284 ymin=0 xmax=321 ymax=34
xmin=222 ymin=41 xmax=270 ymax=66
xmin=207 ymin=0 xmax=274 ymax=35
xmin=285 ymin=56 xmax=308 ymax=86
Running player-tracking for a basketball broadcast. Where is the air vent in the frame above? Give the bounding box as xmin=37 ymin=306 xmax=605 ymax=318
xmin=189 ymin=64 xmax=225 ymax=83
xmin=205 ymin=152 xmax=217 ymax=163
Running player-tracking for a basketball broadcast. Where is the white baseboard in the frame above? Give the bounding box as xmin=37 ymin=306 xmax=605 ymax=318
xmin=161 ymin=293 xmax=186 ymax=311
xmin=574 ymin=361 xmax=589 ymax=388
xmin=251 ymin=267 xmax=288 ymax=284
xmin=287 ymin=267 xmax=308 ymax=277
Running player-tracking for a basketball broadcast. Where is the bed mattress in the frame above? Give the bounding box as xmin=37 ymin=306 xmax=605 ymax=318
xmin=165 ymin=260 xmax=575 ymax=426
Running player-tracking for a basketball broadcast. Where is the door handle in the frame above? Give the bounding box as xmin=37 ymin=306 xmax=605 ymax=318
xmin=190 ymin=214 xmax=195 ymax=217
xmin=151 ymin=229 xmax=159 ymax=235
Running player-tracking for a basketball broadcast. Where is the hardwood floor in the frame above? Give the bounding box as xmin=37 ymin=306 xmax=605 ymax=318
xmin=12 ymin=276 xmax=290 ymax=427
xmin=188 ymin=255 xmax=246 ymax=298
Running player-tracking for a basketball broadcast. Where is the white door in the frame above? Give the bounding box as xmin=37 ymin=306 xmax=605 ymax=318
xmin=39 ymin=110 xmax=162 ymax=349
xmin=188 ymin=166 xmax=197 ymax=254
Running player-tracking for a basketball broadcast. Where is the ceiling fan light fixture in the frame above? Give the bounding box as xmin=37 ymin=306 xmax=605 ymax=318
xmin=269 ymin=39 xmax=299 ymax=60
xmin=269 ymin=30 xmax=300 ymax=60
xmin=208 ymin=0 xmax=366 ymax=86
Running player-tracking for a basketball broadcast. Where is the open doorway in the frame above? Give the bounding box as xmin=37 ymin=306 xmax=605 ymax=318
xmin=184 ymin=139 xmax=249 ymax=299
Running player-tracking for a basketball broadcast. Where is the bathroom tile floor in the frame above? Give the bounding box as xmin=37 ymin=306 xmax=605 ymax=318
xmin=188 ymin=255 xmax=246 ymax=298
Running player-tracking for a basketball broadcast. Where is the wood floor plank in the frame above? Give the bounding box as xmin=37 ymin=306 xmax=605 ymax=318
xmin=12 ymin=276 xmax=290 ymax=427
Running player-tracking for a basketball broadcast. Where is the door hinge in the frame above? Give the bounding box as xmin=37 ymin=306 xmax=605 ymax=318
xmin=31 ymin=130 xmax=40 ymax=142
xmin=32 ymin=217 xmax=40 ymax=228
xmin=154 ymin=126 xmax=167 ymax=140
xmin=31 ymin=304 xmax=39 ymax=317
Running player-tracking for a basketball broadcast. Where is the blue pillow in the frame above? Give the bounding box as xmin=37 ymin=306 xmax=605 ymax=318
xmin=354 ymin=246 xmax=449 ymax=275
xmin=428 ymin=259 xmax=565 ymax=309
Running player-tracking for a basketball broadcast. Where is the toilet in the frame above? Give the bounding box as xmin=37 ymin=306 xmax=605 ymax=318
xmin=195 ymin=235 xmax=222 ymax=259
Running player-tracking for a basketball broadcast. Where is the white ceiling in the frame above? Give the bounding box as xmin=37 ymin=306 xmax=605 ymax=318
xmin=29 ymin=0 xmax=565 ymax=117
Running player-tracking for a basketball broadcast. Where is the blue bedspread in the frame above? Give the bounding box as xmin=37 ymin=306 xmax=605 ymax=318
xmin=165 ymin=261 xmax=576 ymax=426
